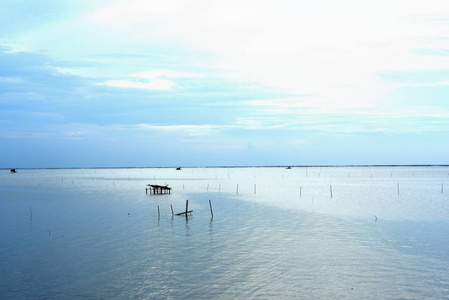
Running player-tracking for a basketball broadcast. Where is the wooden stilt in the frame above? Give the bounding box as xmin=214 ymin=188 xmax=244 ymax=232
xmin=209 ymin=200 xmax=213 ymax=218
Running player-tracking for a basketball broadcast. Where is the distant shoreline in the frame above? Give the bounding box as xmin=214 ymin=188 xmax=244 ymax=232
xmin=2 ymin=164 xmax=449 ymax=170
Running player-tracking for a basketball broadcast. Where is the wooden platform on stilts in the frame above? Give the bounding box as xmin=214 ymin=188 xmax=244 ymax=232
xmin=146 ymin=184 xmax=171 ymax=194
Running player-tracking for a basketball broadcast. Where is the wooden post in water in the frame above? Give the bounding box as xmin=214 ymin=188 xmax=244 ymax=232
xmin=442 ymin=183 xmax=444 ymax=193
xmin=207 ymin=184 xmax=209 ymax=191
xmin=397 ymin=183 xmax=400 ymax=195
xmin=254 ymin=184 xmax=256 ymax=195
xmin=170 ymin=204 xmax=174 ymax=216
xmin=300 ymin=186 xmax=302 ymax=198
xmin=185 ymin=200 xmax=189 ymax=217
xmin=330 ymin=185 xmax=333 ymax=198
xmin=236 ymin=184 xmax=239 ymax=194
xmin=158 ymin=206 xmax=160 ymax=220
xmin=30 ymin=206 xmax=32 ymax=221
xmin=209 ymin=200 xmax=214 ymax=218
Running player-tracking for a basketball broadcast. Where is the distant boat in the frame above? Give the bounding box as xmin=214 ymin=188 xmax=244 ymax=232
xmin=286 ymin=166 xmax=292 ymax=169
xmin=176 ymin=167 xmax=182 ymax=170
xmin=10 ymin=169 xmax=17 ymax=173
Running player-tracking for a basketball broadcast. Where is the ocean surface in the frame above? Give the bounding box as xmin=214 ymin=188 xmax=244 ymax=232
xmin=1 ymin=166 xmax=449 ymax=299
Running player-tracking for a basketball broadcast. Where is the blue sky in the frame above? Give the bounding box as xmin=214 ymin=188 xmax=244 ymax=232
xmin=1 ymin=0 xmax=449 ymax=168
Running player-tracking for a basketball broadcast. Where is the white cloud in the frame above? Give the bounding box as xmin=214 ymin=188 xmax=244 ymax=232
xmin=98 ymin=79 xmax=175 ymax=90
xmin=97 ymin=69 xmax=202 ymax=90
xmin=6 ymin=0 xmax=449 ymax=113
xmin=86 ymin=0 xmax=449 ymax=109
xmin=396 ymin=81 xmax=449 ymax=87
xmin=136 ymin=124 xmax=220 ymax=135
xmin=131 ymin=69 xmax=202 ymax=79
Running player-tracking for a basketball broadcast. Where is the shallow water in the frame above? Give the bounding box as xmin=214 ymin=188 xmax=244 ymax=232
xmin=1 ymin=166 xmax=449 ymax=299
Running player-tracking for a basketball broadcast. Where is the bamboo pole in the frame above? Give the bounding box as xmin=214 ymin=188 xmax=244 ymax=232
xmin=209 ymin=200 xmax=214 ymax=218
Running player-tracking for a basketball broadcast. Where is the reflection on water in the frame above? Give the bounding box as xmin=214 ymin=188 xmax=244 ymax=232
xmin=1 ymin=166 xmax=449 ymax=299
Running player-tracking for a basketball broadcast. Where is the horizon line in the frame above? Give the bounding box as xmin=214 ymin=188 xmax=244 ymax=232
xmin=2 ymin=164 xmax=449 ymax=170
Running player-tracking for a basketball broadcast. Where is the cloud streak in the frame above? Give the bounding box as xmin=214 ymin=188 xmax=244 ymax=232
xmin=99 ymin=79 xmax=175 ymax=90
xmin=97 ymin=69 xmax=204 ymax=90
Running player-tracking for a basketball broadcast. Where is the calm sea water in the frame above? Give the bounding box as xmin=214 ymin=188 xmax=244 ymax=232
xmin=1 ymin=166 xmax=449 ymax=299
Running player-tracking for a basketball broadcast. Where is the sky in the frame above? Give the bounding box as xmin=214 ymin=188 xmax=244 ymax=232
xmin=1 ymin=0 xmax=449 ymax=168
